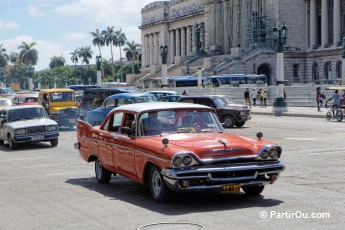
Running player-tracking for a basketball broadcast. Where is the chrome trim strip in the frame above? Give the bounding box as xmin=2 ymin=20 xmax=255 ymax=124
xmin=212 ymin=148 xmax=242 ymax=153
xmin=78 ymin=135 xmax=168 ymax=163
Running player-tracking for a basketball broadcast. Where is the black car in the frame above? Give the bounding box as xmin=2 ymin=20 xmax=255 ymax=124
xmin=158 ymin=95 xmax=182 ymax=102
xmin=178 ymin=95 xmax=251 ymax=128
xmin=79 ymin=88 xmax=130 ymax=113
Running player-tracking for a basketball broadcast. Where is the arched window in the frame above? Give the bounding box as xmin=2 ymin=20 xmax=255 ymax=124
xmin=312 ymin=62 xmax=319 ymax=82
xmin=324 ymin=61 xmax=331 ymax=82
xmin=336 ymin=61 xmax=342 ymax=79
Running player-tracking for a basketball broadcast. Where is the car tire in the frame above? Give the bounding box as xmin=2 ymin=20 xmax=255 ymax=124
xmin=336 ymin=110 xmax=343 ymax=122
xmin=50 ymin=139 xmax=58 ymax=147
xmin=326 ymin=112 xmax=332 ymax=121
xmin=235 ymin=121 xmax=245 ymax=127
xmin=223 ymin=115 xmax=235 ymax=128
xmin=95 ymin=159 xmax=112 ymax=184
xmin=8 ymin=135 xmax=17 ymax=149
xmin=242 ymin=185 xmax=265 ymax=196
xmin=149 ymin=165 xmax=172 ymax=203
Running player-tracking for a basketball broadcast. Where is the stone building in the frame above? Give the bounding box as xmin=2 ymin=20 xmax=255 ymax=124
xmin=139 ymin=0 xmax=345 ymax=87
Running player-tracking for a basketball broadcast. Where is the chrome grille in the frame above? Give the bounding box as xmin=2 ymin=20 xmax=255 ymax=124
xmin=27 ymin=126 xmax=46 ymax=134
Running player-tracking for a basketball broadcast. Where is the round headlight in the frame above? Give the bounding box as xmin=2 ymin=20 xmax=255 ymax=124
xmin=182 ymin=156 xmax=192 ymax=166
xmin=172 ymin=157 xmax=182 ymax=167
xmin=269 ymin=148 xmax=278 ymax=159
xmin=260 ymin=150 xmax=269 ymax=159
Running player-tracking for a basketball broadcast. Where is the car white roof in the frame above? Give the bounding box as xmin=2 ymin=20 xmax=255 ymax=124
xmin=111 ymin=102 xmax=213 ymax=113
xmin=0 ymin=105 xmax=44 ymax=111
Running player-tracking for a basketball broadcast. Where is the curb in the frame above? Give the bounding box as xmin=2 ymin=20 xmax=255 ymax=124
xmin=251 ymin=111 xmax=325 ymax=119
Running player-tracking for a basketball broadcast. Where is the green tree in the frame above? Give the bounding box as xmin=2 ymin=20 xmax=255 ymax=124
xmin=0 ymin=44 xmax=9 ymax=68
xmin=18 ymin=41 xmax=38 ymax=65
xmin=90 ymin=28 xmax=105 ymax=77
xmin=124 ymin=41 xmax=140 ymax=74
xmin=78 ymin=46 xmax=93 ymax=65
xmin=9 ymin=52 xmax=19 ymax=65
xmin=49 ymin=55 xmax=66 ymax=69
xmin=102 ymin=26 xmax=116 ymax=79
xmin=114 ymin=28 xmax=127 ymax=82
xmin=70 ymin=49 xmax=79 ymax=70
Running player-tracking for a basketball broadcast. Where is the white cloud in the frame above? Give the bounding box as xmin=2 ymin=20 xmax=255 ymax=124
xmin=0 ymin=19 xmax=19 ymax=30
xmin=62 ymin=32 xmax=87 ymax=41
xmin=27 ymin=5 xmax=46 ymax=16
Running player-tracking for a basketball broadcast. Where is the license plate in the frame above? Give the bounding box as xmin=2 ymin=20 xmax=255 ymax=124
xmin=221 ymin=184 xmax=241 ymax=193
xmin=31 ymin=135 xmax=44 ymax=141
xmin=69 ymin=119 xmax=75 ymax=123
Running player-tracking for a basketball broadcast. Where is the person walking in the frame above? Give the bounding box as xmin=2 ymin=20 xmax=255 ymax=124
xmin=251 ymin=88 xmax=257 ymax=106
xmin=182 ymin=90 xmax=188 ymax=96
xmin=263 ymin=90 xmax=268 ymax=108
xmin=257 ymin=89 xmax=263 ymax=107
xmin=244 ymin=88 xmax=251 ymax=107
xmin=316 ymin=87 xmax=323 ymax=112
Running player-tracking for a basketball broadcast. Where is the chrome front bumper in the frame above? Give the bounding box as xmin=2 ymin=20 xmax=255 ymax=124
xmin=161 ymin=161 xmax=285 ymax=192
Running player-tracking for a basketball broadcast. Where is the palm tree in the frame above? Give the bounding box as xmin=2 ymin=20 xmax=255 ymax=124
xmin=102 ymin=26 xmax=116 ymax=80
xmin=49 ymin=55 xmax=66 ymax=69
xmin=18 ymin=41 xmax=38 ymax=65
xmin=90 ymin=28 xmax=105 ymax=77
xmin=78 ymin=46 xmax=93 ymax=65
xmin=0 ymin=44 xmax=9 ymax=68
xmin=124 ymin=41 xmax=140 ymax=74
xmin=9 ymin=52 xmax=20 ymax=65
xmin=70 ymin=49 xmax=79 ymax=70
xmin=114 ymin=29 xmax=127 ymax=82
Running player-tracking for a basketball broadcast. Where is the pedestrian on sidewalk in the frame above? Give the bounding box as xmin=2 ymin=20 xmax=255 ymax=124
xmin=316 ymin=87 xmax=323 ymax=112
xmin=257 ymin=89 xmax=263 ymax=107
xmin=251 ymin=88 xmax=257 ymax=106
xmin=244 ymin=88 xmax=251 ymax=107
xmin=263 ymin=90 xmax=267 ymax=108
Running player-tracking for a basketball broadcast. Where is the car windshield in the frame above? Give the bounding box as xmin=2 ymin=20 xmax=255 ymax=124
xmin=127 ymin=95 xmax=157 ymax=104
xmin=213 ymin=97 xmax=227 ymax=107
xmin=138 ymin=109 xmax=223 ymax=136
xmin=49 ymin=92 xmax=74 ymax=102
xmin=218 ymin=96 xmax=233 ymax=104
xmin=8 ymin=107 xmax=48 ymax=121
xmin=3 ymin=88 xmax=15 ymax=94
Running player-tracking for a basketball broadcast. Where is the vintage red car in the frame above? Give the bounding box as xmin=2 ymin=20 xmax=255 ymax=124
xmin=75 ymin=102 xmax=285 ymax=202
xmin=12 ymin=93 xmax=38 ymax=106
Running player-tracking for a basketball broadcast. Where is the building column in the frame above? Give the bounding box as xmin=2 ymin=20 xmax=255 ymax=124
xmin=169 ymin=30 xmax=175 ymax=64
xmin=215 ymin=2 xmax=221 ymax=47
xmin=223 ymin=0 xmax=230 ymax=54
xmin=141 ymin=34 xmax=146 ymax=67
xmin=175 ymin=28 xmax=181 ymax=56
xmin=321 ymin=0 xmax=328 ymax=47
xmin=156 ymin=32 xmax=160 ymax=64
xmin=153 ymin=33 xmax=157 ymax=65
xmin=181 ymin=27 xmax=186 ymax=57
xmin=309 ymin=0 xmax=317 ymax=48
xmin=148 ymin=34 xmax=152 ymax=66
xmin=186 ymin=26 xmax=191 ymax=56
xmin=192 ymin=25 xmax=196 ymax=53
xmin=333 ymin=0 xmax=341 ymax=45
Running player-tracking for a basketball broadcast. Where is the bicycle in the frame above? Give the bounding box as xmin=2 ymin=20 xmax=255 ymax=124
xmin=325 ymin=100 xmax=343 ymax=122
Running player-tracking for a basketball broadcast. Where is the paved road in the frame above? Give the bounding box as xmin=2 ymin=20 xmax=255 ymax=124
xmin=0 ymin=116 xmax=344 ymax=230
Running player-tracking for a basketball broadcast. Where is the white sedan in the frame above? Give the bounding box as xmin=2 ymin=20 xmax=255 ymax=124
xmin=0 ymin=105 xmax=59 ymax=149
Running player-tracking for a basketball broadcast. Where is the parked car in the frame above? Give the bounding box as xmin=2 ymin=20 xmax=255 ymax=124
xmin=0 ymin=98 xmax=12 ymax=108
xmin=37 ymin=88 xmax=80 ymax=128
xmin=75 ymin=102 xmax=285 ymax=203
xmin=86 ymin=92 xmax=157 ymax=126
xmin=147 ymin=90 xmax=179 ymax=99
xmin=0 ymin=88 xmax=16 ymax=98
xmin=79 ymin=88 xmax=130 ymax=113
xmin=178 ymin=95 xmax=251 ymax=128
xmin=158 ymin=95 xmax=182 ymax=102
xmin=0 ymin=105 xmax=59 ymax=149
xmin=12 ymin=93 xmax=38 ymax=106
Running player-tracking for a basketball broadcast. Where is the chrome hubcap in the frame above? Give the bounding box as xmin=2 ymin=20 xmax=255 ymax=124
xmin=152 ymin=171 xmax=161 ymax=196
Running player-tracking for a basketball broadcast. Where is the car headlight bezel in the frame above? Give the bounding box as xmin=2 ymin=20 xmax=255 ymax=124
xmin=257 ymin=146 xmax=281 ymax=160
xmin=14 ymin=128 xmax=26 ymax=135
xmin=170 ymin=152 xmax=199 ymax=168
xmin=47 ymin=125 xmax=57 ymax=132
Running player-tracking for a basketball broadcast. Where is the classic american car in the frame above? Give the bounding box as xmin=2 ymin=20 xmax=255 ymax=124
xmin=75 ymin=102 xmax=285 ymax=202
xmin=86 ymin=92 xmax=157 ymax=126
xmin=0 ymin=105 xmax=59 ymax=149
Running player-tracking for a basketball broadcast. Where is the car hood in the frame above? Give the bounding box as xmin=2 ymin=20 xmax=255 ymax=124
xmin=222 ymin=104 xmax=249 ymax=110
xmin=149 ymin=132 xmax=271 ymax=159
xmin=7 ymin=119 xmax=57 ymax=129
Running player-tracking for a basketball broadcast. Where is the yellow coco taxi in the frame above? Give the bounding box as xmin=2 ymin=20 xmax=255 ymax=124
xmin=38 ymin=89 xmax=80 ymax=128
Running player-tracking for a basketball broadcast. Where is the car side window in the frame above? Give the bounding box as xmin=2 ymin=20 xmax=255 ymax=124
xmin=117 ymin=98 xmax=126 ymax=107
xmin=105 ymin=99 xmax=115 ymax=108
xmin=199 ymin=98 xmax=215 ymax=107
xmin=111 ymin=112 xmax=124 ymax=132
xmin=181 ymin=98 xmax=194 ymax=103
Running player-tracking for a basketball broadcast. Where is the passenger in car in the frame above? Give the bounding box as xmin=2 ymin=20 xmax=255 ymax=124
xmin=141 ymin=112 xmax=162 ymax=135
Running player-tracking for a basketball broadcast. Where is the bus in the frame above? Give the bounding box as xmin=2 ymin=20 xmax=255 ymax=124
xmin=216 ymin=74 xmax=267 ymax=85
xmin=168 ymin=76 xmax=198 ymax=87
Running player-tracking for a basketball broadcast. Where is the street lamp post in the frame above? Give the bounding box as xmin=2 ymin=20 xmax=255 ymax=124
xmin=272 ymin=24 xmax=288 ymax=114
xmin=96 ymin=55 xmax=102 ymax=87
xmin=160 ymin=44 xmax=168 ymax=89
xmin=26 ymin=65 xmax=35 ymax=90
xmin=341 ymin=37 xmax=345 ymax=85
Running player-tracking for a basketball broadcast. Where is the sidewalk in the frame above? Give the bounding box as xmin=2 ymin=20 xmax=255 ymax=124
xmin=250 ymin=106 xmax=325 ymax=118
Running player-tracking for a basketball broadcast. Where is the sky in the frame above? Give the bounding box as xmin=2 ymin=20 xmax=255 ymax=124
xmin=0 ymin=0 xmax=155 ymax=71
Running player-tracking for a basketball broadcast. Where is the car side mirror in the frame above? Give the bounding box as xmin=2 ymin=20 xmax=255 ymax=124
xmin=120 ymin=127 xmax=131 ymax=136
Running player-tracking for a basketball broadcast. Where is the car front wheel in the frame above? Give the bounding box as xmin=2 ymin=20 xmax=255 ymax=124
xmin=223 ymin=115 xmax=235 ymax=128
xmin=95 ymin=159 xmax=112 ymax=184
xmin=149 ymin=165 xmax=172 ymax=203
xmin=8 ymin=135 xmax=17 ymax=149
xmin=50 ymin=139 xmax=58 ymax=147
xmin=242 ymin=185 xmax=265 ymax=196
